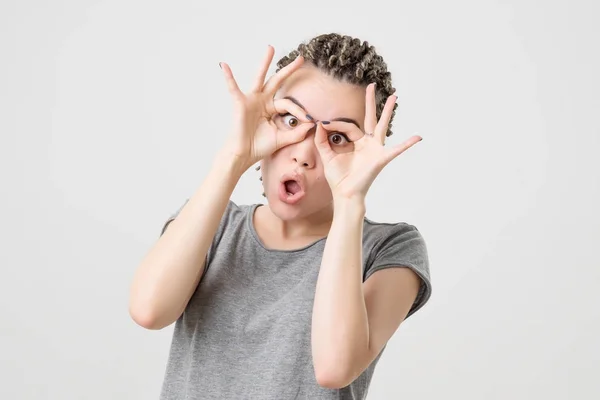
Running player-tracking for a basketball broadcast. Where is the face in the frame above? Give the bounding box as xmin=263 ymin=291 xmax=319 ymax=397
xmin=260 ymin=64 xmax=367 ymax=222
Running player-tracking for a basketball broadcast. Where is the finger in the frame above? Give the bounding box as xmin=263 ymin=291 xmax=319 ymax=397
xmin=384 ymin=134 xmax=423 ymax=164
xmin=313 ymin=122 xmax=335 ymax=160
xmin=219 ymin=62 xmax=244 ymax=100
xmin=272 ymin=98 xmax=313 ymax=122
xmin=364 ymin=83 xmax=378 ymax=133
xmin=318 ymin=120 xmax=365 ymax=142
xmin=276 ymin=122 xmax=314 ymax=149
xmin=262 ymin=55 xmax=304 ymax=94
xmin=375 ymin=95 xmax=397 ymax=142
xmin=252 ymin=45 xmax=275 ymax=93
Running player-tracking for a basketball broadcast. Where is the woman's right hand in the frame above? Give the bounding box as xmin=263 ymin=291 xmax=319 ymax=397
xmin=219 ymin=46 xmax=315 ymax=169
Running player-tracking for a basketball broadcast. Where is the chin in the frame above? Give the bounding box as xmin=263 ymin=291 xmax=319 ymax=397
xmin=267 ymin=197 xmax=307 ymax=221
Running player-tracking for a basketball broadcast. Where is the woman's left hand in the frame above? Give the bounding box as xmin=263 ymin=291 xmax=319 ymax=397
xmin=313 ymin=83 xmax=423 ymax=201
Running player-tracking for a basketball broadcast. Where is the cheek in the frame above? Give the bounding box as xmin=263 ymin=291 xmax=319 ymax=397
xmin=261 ymin=162 xmax=281 ymax=191
xmin=312 ymin=175 xmax=333 ymax=198
xmin=261 ymin=156 xmax=277 ymax=175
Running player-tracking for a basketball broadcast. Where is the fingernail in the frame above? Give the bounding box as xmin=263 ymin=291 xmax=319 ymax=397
xmin=219 ymin=62 xmax=222 ymax=69
xmin=321 ymin=121 xmax=330 ymax=125
xmin=306 ymin=114 xmax=314 ymax=121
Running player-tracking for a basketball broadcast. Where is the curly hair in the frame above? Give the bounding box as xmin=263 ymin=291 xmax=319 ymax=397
xmin=276 ymin=33 xmax=397 ymax=137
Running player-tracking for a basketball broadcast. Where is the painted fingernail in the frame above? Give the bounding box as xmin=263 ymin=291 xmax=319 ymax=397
xmin=321 ymin=121 xmax=330 ymax=125
xmin=306 ymin=114 xmax=314 ymax=121
xmin=219 ymin=62 xmax=222 ymax=69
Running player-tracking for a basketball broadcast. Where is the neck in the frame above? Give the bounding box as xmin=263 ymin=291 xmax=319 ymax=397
xmin=262 ymin=203 xmax=334 ymax=240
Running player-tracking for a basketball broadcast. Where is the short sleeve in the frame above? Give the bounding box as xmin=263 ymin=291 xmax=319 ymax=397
xmin=160 ymin=199 xmax=189 ymax=236
xmin=364 ymin=223 xmax=432 ymax=319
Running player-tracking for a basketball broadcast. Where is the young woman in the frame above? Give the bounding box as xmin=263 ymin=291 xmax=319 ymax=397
xmin=130 ymin=33 xmax=432 ymax=400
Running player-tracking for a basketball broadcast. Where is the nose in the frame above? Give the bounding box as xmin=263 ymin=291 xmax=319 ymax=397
xmin=291 ymin=126 xmax=317 ymax=168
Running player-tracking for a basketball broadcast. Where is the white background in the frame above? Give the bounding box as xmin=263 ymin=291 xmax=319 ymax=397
xmin=1 ymin=0 xmax=599 ymax=399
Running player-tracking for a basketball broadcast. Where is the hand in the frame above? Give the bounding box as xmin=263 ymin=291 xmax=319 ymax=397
xmin=314 ymin=83 xmax=422 ymax=199
xmin=219 ymin=46 xmax=314 ymax=169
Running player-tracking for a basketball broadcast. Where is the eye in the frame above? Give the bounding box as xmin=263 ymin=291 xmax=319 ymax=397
xmin=279 ymin=113 xmax=299 ymax=128
xmin=328 ymin=132 xmax=351 ymax=146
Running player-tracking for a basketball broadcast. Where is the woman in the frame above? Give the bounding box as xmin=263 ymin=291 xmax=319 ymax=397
xmin=130 ymin=33 xmax=432 ymax=399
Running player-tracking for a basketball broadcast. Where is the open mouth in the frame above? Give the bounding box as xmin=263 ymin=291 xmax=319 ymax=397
xmin=284 ymin=180 xmax=302 ymax=196
xmin=278 ymin=179 xmax=305 ymax=204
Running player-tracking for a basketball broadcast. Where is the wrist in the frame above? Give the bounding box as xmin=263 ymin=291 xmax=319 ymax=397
xmin=212 ymin=148 xmax=252 ymax=178
xmin=333 ymin=196 xmax=366 ymax=218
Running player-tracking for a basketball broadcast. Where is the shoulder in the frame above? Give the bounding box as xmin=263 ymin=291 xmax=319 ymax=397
xmin=363 ymin=215 xmax=426 ymax=252
xmin=363 ymin=216 xmax=428 ymax=272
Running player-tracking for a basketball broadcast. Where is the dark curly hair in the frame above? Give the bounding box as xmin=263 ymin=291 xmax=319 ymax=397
xmin=276 ymin=33 xmax=397 ymax=137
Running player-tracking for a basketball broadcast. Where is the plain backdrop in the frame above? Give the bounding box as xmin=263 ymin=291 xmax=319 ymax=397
xmin=1 ymin=0 xmax=599 ymax=399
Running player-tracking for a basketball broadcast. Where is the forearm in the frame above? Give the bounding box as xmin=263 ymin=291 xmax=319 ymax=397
xmin=312 ymin=196 xmax=368 ymax=386
xmin=129 ymin=149 xmax=248 ymax=330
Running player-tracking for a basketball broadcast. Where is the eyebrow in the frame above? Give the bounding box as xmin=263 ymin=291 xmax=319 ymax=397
xmin=283 ymin=95 xmax=361 ymax=128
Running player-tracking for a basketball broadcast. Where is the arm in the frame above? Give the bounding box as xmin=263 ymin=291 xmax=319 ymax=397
xmin=311 ymin=197 xmax=421 ymax=388
xmin=129 ymin=151 xmax=247 ymax=330
xmin=128 ymin=47 xmax=312 ymax=331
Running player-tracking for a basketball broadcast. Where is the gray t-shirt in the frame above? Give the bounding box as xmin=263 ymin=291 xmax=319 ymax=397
xmin=158 ymin=200 xmax=431 ymax=400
